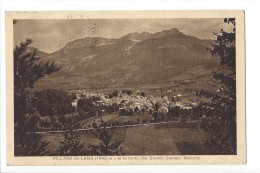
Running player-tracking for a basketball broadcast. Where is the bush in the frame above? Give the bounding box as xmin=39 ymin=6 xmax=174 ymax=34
xmin=167 ymin=106 xmax=181 ymax=118
xmin=111 ymin=90 xmax=119 ymax=97
xmin=179 ymin=115 xmax=188 ymax=122
xmin=128 ymin=109 xmax=134 ymax=116
xmin=119 ymin=109 xmax=126 ymax=116
xmin=121 ymin=89 xmax=132 ymax=95
xmin=134 ymin=107 xmax=140 ymax=113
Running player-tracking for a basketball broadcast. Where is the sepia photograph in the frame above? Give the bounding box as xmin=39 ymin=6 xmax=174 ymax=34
xmin=5 ymin=11 xmax=246 ymax=165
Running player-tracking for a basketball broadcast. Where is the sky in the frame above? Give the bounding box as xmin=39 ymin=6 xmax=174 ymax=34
xmin=13 ymin=18 xmax=233 ymax=53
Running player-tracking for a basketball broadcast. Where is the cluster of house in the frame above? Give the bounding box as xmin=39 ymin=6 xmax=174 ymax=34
xmin=69 ymin=90 xmax=197 ymax=113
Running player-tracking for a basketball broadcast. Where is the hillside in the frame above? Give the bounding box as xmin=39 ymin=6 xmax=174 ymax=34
xmin=32 ymin=28 xmax=219 ymax=91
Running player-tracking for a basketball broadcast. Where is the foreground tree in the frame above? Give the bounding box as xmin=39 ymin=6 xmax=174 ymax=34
xmin=32 ymin=89 xmax=75 ymax=116
xmin=15 ymin=108 xmax=50 ymax=156
xmin=89 ymin=119 xmax=124 ymax=155
xmin=57 ymin=131 xmax=86 ymax=156
xmin=196 ymin=18 xmax=236 ymax=154
xmin=14 ymin=36 xmax=60 ymax=155
xmin=57 ymin=119 xmax=86 ymax=156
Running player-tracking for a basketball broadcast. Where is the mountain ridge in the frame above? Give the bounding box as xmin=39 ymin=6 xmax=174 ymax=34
xmin=31 ymin=27 xmax=218 ymax=91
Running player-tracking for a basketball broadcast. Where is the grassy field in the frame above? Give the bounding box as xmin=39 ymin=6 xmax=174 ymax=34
xmin=79 ymin=113 xmax=152 ymax=128
xmin=42 ymin=121 xmax=209 ymax=155
xmin=79 ymin=113 xmax=118 ymax=128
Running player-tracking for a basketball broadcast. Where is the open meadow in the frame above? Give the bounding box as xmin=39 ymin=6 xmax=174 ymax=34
xmin=42 ymin=121 xmax=209 ymax=155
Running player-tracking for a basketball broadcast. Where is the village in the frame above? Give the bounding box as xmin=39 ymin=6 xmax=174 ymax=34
xmin=69 ymin=89 xmax=198 ymax=119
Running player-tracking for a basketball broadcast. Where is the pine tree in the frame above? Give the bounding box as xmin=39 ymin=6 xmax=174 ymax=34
xmin=14 ymin=21 xmax=60 ymax=155
xmin=196 ymin=18 xmax=237 ymax=154
xmin=58 ymin=130 xmax=86 ymax=156
xmin=89 ymin=119 xmax=124 ymax=155
xmin=14 ymin=132 xmax=49 ymax=156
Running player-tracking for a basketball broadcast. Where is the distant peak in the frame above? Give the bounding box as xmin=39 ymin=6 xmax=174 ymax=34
xmin=121 ymin=32 xmax=151 ymax=41
xmin=156 ymin=28 xmax=182 ymax=35
xmin=171 ymin=28 xmax=180 ymax=31
xmin=63 ymin=37 xmax=115 ymax=49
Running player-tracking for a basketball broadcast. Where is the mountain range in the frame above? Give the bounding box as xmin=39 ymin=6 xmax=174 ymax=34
xmin=32 ymin=28 xmax=219 ymax=91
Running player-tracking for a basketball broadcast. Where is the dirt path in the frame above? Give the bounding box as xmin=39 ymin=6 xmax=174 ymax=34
xmin=28 ymin=120 xmax=200 ymax=134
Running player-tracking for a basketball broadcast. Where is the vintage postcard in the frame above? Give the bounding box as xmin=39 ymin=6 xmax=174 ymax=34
xmin=6 ymin=11 xmax=246 ymax=165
